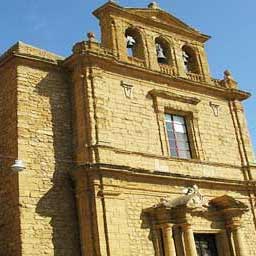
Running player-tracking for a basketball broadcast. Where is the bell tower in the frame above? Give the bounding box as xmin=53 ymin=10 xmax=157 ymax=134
xmin=93 ymin=1 xmax=212 ymax=83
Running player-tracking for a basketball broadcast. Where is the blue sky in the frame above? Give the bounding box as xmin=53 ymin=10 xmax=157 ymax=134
xmin=1 ymin=0 xmax=255 ymax=154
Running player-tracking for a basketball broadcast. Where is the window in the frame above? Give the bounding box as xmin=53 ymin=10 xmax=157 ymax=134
xmin=165 ymin=113 xmax=191 ymax=159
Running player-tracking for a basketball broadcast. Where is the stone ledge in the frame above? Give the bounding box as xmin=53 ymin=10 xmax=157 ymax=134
xmin=0 ymin=41 xmax=64 ymax=66
xmin=72 ymin=162 xmax=248 ymax=187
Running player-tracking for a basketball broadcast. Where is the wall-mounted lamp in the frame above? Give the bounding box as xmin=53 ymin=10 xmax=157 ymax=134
xmin=11 ymin=160 xmax=25 ymax=172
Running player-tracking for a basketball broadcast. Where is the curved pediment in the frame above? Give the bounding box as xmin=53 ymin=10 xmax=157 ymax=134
xmin=209 ymin=195 xmax=248 ymax=211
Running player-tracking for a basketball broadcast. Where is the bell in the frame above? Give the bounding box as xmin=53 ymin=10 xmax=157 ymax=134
xmin=182 ymin=51 xmax=190 ymax=71
xmin=156 ymin=44 xmax=167 ymax=63
xmin=182 ymin=51 xmax=189 ymax=62
xmin=126 ymin=36 xmax=136 ymax=48
xmin=157 ymin=50 xmax=167 ymax=61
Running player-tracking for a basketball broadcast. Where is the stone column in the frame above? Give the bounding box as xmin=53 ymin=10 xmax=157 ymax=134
xmin=231 ymin=226 xmax=246 ymax=256
xmin=216 ymin=231 xmax=231 ymax=256
xmin=162 ymin=224 xmax=177 ymax=256
xmin=182 ymin=224 xmax=198 ymax=256
xmin=173 ymin=226 xmax=185 ymax=256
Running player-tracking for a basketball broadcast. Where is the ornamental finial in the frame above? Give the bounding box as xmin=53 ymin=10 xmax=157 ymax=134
xmin=224 ymin=70 xmax=232 ymax=79
xmin=221 ymin=69 xmax=238 ymax=89
xmin=87 ymin=32 xmax=96 ymax=42
xmin=148 ymin=2 xmax=160 ymax=9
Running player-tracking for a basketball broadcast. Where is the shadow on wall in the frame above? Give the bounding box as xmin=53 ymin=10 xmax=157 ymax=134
xmin=140 ymin=211 xmax=158 ymax=256
xmin=34 ymin=71 xmax=81 ymax=256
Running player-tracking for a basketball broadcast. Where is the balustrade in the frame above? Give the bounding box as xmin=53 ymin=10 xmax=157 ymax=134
xmin=187 ymin=72 xmax=205 ymax=82
xmin=159 ymin=64 xmax=177 ymax=76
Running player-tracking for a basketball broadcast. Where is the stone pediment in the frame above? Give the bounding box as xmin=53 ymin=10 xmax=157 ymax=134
xmin=144 ymin=186 xmax=249 ymax=227
xmin=209 ymin=195 xmax=248 ymax=211
xmin=127 ymin=8 xmax=205 ymax=36
xmin=93 ymin=2 xmax=210 ymax=43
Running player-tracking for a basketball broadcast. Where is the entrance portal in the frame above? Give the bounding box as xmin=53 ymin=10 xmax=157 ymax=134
xmin=194 ymin=234 xmax=218 ymax=256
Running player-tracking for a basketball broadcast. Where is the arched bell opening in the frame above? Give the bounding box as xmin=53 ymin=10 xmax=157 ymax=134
xmin=125 ymin=27 xmax=145 ymax=60
xmin=182 ymin=45 xmax=200 ymax=74
xmin=155 ymin=37 xmax=173 ymax=65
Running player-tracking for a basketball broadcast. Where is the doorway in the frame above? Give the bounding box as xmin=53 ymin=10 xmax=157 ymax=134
xmin=194 ymin=234 xmax=218 ymax=256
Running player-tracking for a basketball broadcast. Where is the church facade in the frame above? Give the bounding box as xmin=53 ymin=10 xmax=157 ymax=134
xmin=0 ymin=1 xmax=256 ymax=255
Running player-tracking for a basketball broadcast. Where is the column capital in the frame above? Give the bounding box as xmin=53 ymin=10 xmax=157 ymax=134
xmin=162 ymin=223 xmax=174 ymax=229
xmin=225 ymin=216 xmax=242 ymax=230
xmin=180 ymin=223 xmax=192 ymax=229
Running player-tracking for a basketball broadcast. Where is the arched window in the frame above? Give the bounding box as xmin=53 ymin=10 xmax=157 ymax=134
xmin=182 ymin=45 xmax=200 ymax=74
xmin=155 ymin=37 xmax=172 ymax=65
xmin=125 ymin=27 xmax=145 ymax=60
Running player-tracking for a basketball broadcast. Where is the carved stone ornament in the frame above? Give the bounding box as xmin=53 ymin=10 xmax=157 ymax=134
xmin=148 ymin=2 xmax=160 ymax=9
xmin=220 ymin=70 xmax=238 ymax=89
xmin=87 ymin=32 xmax=96 ymax=42
xmin=209 ymin=102 xmax=220 ymax=117
xmin=155 ymin=185 xmax=208 ymax=209
xmin=121 ymin=81 xmax=134 ymax=99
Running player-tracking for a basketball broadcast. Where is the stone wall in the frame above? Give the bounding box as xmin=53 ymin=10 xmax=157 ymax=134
xmin=0 ymin=62 xmax=21 ymax=256
xmin=88 ymin=69 xmax=252 ymax=180
xmin=16 ymin=62 xmax=80 ymax=255
xmin=97 ymin=172 xmax=256 ymax=256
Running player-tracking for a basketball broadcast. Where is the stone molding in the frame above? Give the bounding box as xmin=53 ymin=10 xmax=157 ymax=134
xmin=0 ymin=41 xmax=63 ymax=66
xmin=93 ymin=2 xmax=210 ymax=43
xmin=149 ymin=89 xmax=200 ymax=105
xmin=144 ymin=190 xmax=249 ymax=256
xmin=71 ymin=163 xmax=249 ymax=189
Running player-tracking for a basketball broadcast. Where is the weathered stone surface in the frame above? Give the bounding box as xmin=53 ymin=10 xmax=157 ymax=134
xmin=0 ymin=2 xmax=255 ymax=256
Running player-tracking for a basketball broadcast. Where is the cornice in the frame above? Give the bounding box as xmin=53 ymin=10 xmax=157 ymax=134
xmin=0 ymin=41 xmax=63 ymax=69
xmin=93 ymin=2 xmax=210 ymax=43
xmin=71 ymin=162 xmax=248 ymax=188
xmin=64 ymin=48 xmax=251 ymax=102
xmin=89 ymin=144 xmax=245 ymax=170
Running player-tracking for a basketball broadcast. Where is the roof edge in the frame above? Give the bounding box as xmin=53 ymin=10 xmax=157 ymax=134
xmin=93 ymin=1 xmax=121 ymax=18
xmin=0 ymin=41 xmax=64 ymax=66
xmin=93 ymin=2 xmax=210 ymax=43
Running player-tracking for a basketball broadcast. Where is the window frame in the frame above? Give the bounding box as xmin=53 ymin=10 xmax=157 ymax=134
xmin=163 ymin=108 xmax=200 ymax=160
xmin=164 ymin=113 xmax=192 ymax=159
xmin=149 ymin=89 xmax=203 ymax=160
